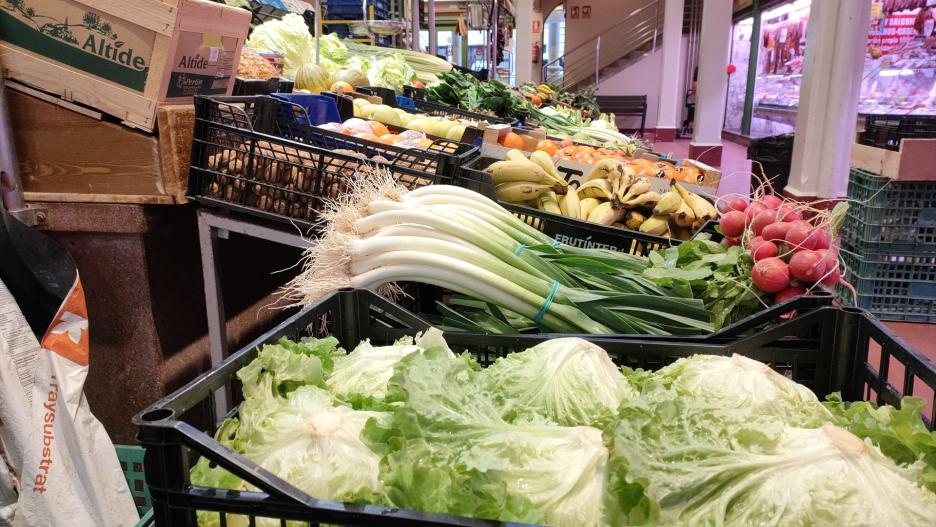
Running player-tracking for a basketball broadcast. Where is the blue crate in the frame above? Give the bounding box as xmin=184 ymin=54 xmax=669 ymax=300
xmin=836 ymin=238 xmax=936 ymax=323
xmin=842 ymin=168 xmax=936 ymax=253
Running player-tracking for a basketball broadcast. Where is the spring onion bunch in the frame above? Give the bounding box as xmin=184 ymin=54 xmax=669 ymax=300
xmin=286 ymin=170 xmax=713 ymax=335
xmin=529 ymin=105 xmax=640 ymax=152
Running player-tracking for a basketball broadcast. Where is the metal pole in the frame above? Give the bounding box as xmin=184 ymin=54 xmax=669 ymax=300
xmin=741 ymin=0 xmax=761 ymax=136
xmin=411 ymin=0 xmax=420 ymax=51
xmin=0 ymin=72 xmax=25 ymax=217
xmin=313 ymin=0 xmax=321 ymax=64
xmin=489 ymin=0 xmax=498 ymax=80
xmin=652 ymin=4 xmax=658 ymax=53
xmin=428 ymin=0 xmax=437 ymax=56
xmin=595 ymin=35 xmax=601 ymax=86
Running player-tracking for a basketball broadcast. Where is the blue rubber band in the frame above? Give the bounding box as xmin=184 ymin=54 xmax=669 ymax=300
xmin=534 ymin=281 xmax=560 ymax=323
xmin=514 ymin=244 xmax=526 ymax=255
xmin=550 ymin=239 xmax=561 ymax=248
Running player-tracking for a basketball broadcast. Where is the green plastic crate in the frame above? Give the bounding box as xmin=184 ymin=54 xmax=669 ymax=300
xmin=842 ymin=168 xmax=936 ymax=253
xmin=116 ymin=444 xmax=154 ymax=527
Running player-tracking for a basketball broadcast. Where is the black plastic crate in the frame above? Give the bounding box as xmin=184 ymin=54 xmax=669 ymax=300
xmin=842 ymin=168 xmax=936 ymax=253
xmin=135 ymin=290 xmax=935 ymax=527
xmin=324 ymin=0 xmax=390 ymax=19
xmin=232 ymin=77 xmax=294 ymax=96
xmin=837 ymin=239 xmax=936 ymax=323
xmin=458 ymin=156 xmax=720 ymax=256
xmin=264 ymin=96 xmax=480 ymax=181
xmin=859 ymin=114 xmax=936 ymax=151
xmin=187 ymin=96 xmax=452 ymax=228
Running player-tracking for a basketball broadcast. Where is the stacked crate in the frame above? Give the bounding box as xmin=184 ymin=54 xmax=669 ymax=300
xmin=836 ymin=168 xmax=936 ymax=322
xmin=324 ymin=0 xmax=391 ymax=39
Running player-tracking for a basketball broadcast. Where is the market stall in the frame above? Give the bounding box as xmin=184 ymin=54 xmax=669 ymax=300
xmin=0 ymin=2 xmax=934 ymax=527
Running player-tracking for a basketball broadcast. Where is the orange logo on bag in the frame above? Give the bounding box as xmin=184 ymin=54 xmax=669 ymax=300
xmin=41 ymin=279 xmax=89 ymax=367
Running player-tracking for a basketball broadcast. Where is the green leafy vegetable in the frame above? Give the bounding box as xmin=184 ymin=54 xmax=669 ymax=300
xmin=482 ymin=337 xmax=637 ymax=426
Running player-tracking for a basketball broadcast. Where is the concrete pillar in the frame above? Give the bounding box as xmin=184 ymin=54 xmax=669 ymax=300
xmin=786 ymin=0 xmax=870 ymax=199
xmin=655 ymin=0 xmax=685 ymax=142
xmin=515 ymin=0 xmax=535 ymax=84
xmin=690 ymin=0 xmax=733 ymax=167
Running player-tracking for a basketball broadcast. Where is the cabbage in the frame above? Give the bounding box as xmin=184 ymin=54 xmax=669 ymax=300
xmin=326 ymin=328 xmax=452 ymax=404
xmin=317 ymin=33 xmax=349 ymax=64
xmin=368 ymin=54 xmax=416 ymax=93
xmin=365 ymin=347 xmax=614 ymax=527
xmin=247 ymin=14 xmax=316 ymax=79
xmin=481 ymin=337 xmax=637 ymax=426
xmin=628 ymin=353 xmax=833 ymax=426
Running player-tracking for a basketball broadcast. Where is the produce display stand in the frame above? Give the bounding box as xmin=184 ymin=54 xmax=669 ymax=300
xmin=134 ymin=289 xmax=934 ymax=527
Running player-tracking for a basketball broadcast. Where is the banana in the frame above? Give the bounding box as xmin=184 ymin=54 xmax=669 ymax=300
xmin=673 ymin=226 xmax=693 ymax=241
xmin=530 ymin=150 xmax=567 ymax=186
xmin=639 ymin=215 xmax=671 ymax=236
xmin=579 ymin=197 xmax=600 ymax=220
xmin=539 ymin=191 xmax=561 ymax=215
xmin=671 ymin=199 xmax=697 ymax=228
xmin=623 ymin=190 xmax=662 ymax=208
xmin=506 ymin=149 xmax=528 ymax=162
xmin=584 ymin=158 xmax=621 ymax=182
xmin=486 ymin=160 xmax=547 ymax=185
xmin=495 ymin=181 xmax=553 ymax=202
xmin=624 ymin=210 xmax=647 ymax=231
xmin=673 ymin=181 xmax=718 ymax=222
xmin=619 ymin=177 xmax=651 ymax=203
xmin=612 ymin=222 xmax=627 ymax=228
xmin=587 ymin=201 xmax=625 ymax=225
xmin=653 ymin=190 xmax=683 ymax=215
xmin=559 ymin=187 xmax=581 ymax=219
xmin=577 ymin=179 xmax=614 ymax=201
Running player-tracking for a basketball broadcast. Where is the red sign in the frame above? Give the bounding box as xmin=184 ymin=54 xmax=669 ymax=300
xmin=868 ymin=12 xmax=919 ymax=53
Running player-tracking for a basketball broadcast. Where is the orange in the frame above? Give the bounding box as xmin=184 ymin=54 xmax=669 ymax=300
xmin=530 ymin=94 xmax=542 ymax=107
xmin=559 ymin=139 xmax=574 ymax=147
xmin=330 ymin=81 xmax=353 ymax=94
xmin=501 ymin=132 xmax=524 ymax=149
xmin=536 ymin=139 xmax=559 ymax=156
xmin=411 ymin=80 xmax=426 ymax=89
xmin=353 ymin=132 xmax=379 ymax=142
xmin=369 ymin=121 xmax=390 ymax=137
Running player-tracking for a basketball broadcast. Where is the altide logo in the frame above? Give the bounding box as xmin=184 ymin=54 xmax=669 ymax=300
xmin=32 ymin=375 xmax=58 ymax=494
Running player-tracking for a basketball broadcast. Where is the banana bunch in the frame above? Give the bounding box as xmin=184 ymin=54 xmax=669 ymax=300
xmin=486 ymin=151 xmax=717 ymax=240
xmin=640 ymin=181 xmax=719 ymax=239
xmin=535 ymin=84 xmax=555 ymax=102
xmin=486 ymin=149 xmax=568 ymax=203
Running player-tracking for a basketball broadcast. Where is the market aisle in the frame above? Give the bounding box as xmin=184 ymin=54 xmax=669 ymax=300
xmin=650 ymin=137 xmax=752 ymax=199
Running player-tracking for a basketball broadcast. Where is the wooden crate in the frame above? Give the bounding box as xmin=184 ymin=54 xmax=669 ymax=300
xmin=0 ymin=0 xmax=250 ymax=131
xmin=850 ymin=138 xmax=936 ymax=182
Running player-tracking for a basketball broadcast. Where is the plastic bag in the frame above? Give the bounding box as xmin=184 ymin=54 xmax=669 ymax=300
xmin=0 ymin=206 xmax=137 ymax=527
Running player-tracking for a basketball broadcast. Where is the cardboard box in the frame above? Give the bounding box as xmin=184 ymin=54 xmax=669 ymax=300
xmin=0 ymin=0 xmax=250 ymax=131
xmin=850 ymin=139 xmax=936 ymax=182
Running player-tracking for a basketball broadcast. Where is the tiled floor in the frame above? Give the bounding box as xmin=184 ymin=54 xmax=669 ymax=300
xmin=641 ymin=136 xmax=936 ymax=367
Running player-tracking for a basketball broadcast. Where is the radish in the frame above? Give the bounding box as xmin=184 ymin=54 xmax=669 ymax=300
xmin=761 ymin=222 xmax=792 ymax=243
xmin=721 ymin=237 xmax=741 ymax=247
xmin=748 ymin=235 xmax=767 ymax=253
xmin=813 ymin=228 xmax=832 ymax=250
xmin=745 ymin=202 xmax=767 ymax=224
xmin=752 ymin=240 xmax=779 ymax=261
xmin=821 ymin=266 xmax=842 ymax=287
xmin=719 ymin=210 xmax=746 ymax=238
xmin=727 ymin=198 xmax=748 ymax=213
xmin=785 ymin=221 xmax=818 ymax=252
xmin=789 ymin=250 xmax=826 ymax=282
xmin=759 ymin=194 xmax=783 ymax=209
xmin=752 ymin=257 xmax=790 ymax=293
xmin=775 ymin=285 xmax=807 ymax=303
xmin=777 ymin=204 xmax=803 ymax=222
xmin=816 ymin=249 xmax=841 ymax=286
xmin=750 ymin=210 xmax=777 ymax=236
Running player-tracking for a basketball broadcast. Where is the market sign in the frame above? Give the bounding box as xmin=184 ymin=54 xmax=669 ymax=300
xmin=0 ymin=0 xmax=155 ymax=92
xmin=868 ymin=12 xmax=920 ymax=54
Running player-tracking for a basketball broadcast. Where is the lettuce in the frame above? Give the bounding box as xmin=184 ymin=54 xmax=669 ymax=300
xmin=366 ymin=347 xmax=614 ymax=527
xmin=481 ymin=337 xmax=637 ymax=426
xmin=247 ymin=14 xmax=316 ymax=79
xmin=368 ymin=54 xmax=415 ymax=93
xmin=235 ymin=336 xmax=343 ymax=400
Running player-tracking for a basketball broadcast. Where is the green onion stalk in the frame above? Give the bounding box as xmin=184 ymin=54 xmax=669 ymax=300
xmin=286 ymin=170 xmax=714 ymax=336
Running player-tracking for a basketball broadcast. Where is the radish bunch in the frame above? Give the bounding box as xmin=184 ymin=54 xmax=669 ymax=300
xmin=718 ymin=194 xmax=852 ymax=304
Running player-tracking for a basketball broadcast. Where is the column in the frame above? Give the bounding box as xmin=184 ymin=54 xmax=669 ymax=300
xmin=514 ymin=0 xmax=535 ymax=85
xmin=786 ymin=0 xmax=870 ymax=199
xmin=655 ymin=0 xmax=685 ymax=142
xmin=690 ymin=0 xmax=733 ymax=167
